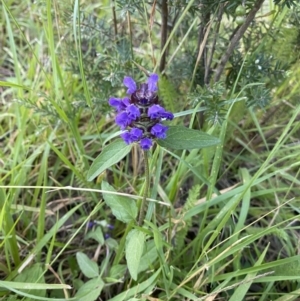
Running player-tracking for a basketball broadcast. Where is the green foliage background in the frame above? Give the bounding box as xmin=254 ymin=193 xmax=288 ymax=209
xmin=0 ymin=0 xmax=300 ymax=300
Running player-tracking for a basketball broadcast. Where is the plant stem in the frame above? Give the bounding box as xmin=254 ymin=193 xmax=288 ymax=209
xmin=159 ymin=0 xmax=168 ymax=73
xmin=138 ymin=150 xmax=149 ymax=226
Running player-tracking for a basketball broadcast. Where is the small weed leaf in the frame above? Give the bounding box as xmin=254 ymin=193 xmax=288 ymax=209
xmin=87 ymin=139 xmax=132 ymax=181
xmin=101 ymin=181 xmax=138 ymax=223
xmin=76 ymin=252 xmax=99 ymax=278
xmin=85 ymin=227 xmax=105 ymax=245
xmin=157 ymin=125 xmax=220 ymax=150
xmin=125 ymin=229 xmax=145 ymax=281
xmin=75 ymin=277 xmax=104 ymax=301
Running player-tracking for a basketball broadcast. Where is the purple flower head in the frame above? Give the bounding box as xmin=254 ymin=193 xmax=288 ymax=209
xmin=140 ymin=138 xmax=153 ymax=150
xmin=123 ymin=76 xmax=137 ymax=94
xmin=151 ymin=123 xmax=168 ymax=139
xmin=109 ymin=73 xmax=173 ymax=150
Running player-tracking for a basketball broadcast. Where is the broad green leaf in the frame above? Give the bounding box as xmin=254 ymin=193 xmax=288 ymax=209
xmin=108 ymin=264 xmax=127 ymax=280
xmin=138 ymin=240 xmax=158 ymax=273
xmin=125 ymin=229 xmax=145 ymax=281
xmin=76 ymin=252 xmax=99 ymax=278
xmin=85 ymin=227 xmax=104 ymax=245
xmin=157 ymin=125 xmax=220 ymax=150
xmin=102 ymin=181 xmax=137 ymax=223
xmin=75 ymin=277 xmax=104 ymax=301
xmin=87 ymin=139 xmax=132 ymax=181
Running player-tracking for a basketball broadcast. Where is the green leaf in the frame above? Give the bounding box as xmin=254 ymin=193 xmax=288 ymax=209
xmin=75 ymin=277 xmax=104 ymax=301
xmin=76 ymin=252 xmax=99 ymax=278
xmin=107 ymin=268 xmax=161 ymax=301
xmin=102 ymin=181 xmax=138 ymax=223
xmin=125 ymin=229 xmax=145 ymax=281
xmin=85 ymin=227 xmax=105 ymax=245
xmin=157 ymin=126 xmax=220 ymax=150
xmin=14 ymin=263 xmax=46 ymax=298
xmin=87 ymin=139 xmax=132 ymax=181
xmin=138 ymin=240 xmax=158 ymax=273
xmin=108 ymin=264 xmax=127 ymax=280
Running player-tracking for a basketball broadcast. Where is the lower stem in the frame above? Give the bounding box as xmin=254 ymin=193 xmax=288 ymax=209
xmin=138 ymin=150 xmax=149 ymax=226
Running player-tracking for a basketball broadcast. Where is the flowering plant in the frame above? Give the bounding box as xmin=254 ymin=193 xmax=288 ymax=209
xmin=108 ymin=74 xmax=174 ymax=150
xmin=87 ymin=72 xmax=220 ymax=280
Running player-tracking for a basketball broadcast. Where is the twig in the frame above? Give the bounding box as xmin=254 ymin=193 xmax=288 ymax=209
xmin=214 ymin=0 xmax=265 ymax=82
xmin=159 ymin=0 xmax=168 ymax=73
xmin=112 ymin=0 xmax=118 ymax=38
xmin=204 ymin=4 xmax=224 ymax=85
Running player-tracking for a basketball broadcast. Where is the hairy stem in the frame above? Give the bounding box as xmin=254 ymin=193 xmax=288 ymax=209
xmin=138 ymin=150 xmax=149 ymax=226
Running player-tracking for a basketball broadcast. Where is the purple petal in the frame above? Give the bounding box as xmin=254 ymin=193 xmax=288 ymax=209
xmin=130 ymin=128 xmax=143 ymax=141
xmin=109 ymin=97 xmax=130 ymax=112
xmin=109 ymin=97 xmax=122 ymax=111
xmin=148 ymin=105 xmax=165 ymax=119
xmin=140 ymin=138 xmax=153 ymax=150
xmin=150 ymin=123 xmax=168 ymax=139
xmin=107 ymin=224 xmax=114 ymax=230
xmin=147 ymin=74 xmax=159 ymax=92
xmin=120 ymin=132 xmax=133 ymax=144
xmin=123 ymin=76 xmax=137 ymax=94
xmin=115 ymin=112 xmax=131 ymax=130
xmin=161 ymin=111 xmax=174 ymax=120
xmin=121 ymin=97 xmax=130 ymax=107
xmin=126 ymin=104 xmax=140 ymax=120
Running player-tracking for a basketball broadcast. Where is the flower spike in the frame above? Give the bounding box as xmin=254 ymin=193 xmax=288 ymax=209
xmin=109 ymin=74 xmax=174 ymax=149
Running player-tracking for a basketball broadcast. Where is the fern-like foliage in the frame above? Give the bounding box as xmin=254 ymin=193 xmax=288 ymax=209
xmin=159 ymin=76 xmax=178 ymax=113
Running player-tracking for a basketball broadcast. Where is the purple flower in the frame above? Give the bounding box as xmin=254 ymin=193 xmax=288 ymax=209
xmin=87 ymin=220 xmax=97 ymax=229
xmin=109 ymin=97 xmax=130 ymax=112
xmin=140 ymin=138 xmax=153 ymax=150
xmin=148 ymin=105 xmax=166 ymax=119
xmin=121 ymin=128 xmax=143 ymax=144
xmin=123 ymin=76 xmax=137 ymax=94
xmin=161 ymin=111 xmax=174 ymax=120
xmin=115 ymin=111 xmax=132 ymax=130
xmin=107 ymin=224 xmax=114 ymax=230
xmin=109 ymin=73 xmax=173 ymax=150
xmin=126 ymin=104 xmax=140 ymax=120
xmin=130 ymin=128 xmax=143 ymax=141
xmin=120 ymin=131 xmax=134 ymax=144
xmin=151 ymin=123 xmax=168 ymax=139
xmin=147 ymin=74 xmax=159 ymax=92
